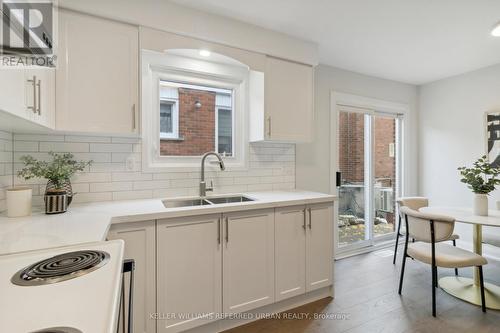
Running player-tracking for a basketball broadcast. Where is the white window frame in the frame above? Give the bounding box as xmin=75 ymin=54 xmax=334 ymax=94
xmin=159 ymin=99 xmax=179 ymax=139
xmin=215 ymin=105 xmax=234 ymax=157
xmin=141 ymin=50 xmax=249 ymax=171
xmin=330 ymin=91 xmax=410 ymax=258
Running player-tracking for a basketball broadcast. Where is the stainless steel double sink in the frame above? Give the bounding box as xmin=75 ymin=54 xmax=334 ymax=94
xmin=162 ymin=195 xmax=254 ymax=208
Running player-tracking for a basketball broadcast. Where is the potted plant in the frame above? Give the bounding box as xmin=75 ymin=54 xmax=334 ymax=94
xmin=458 ymin=155 xmax=500 ymax=216
xmin=17 ymin=152 xmax=92 ymax=214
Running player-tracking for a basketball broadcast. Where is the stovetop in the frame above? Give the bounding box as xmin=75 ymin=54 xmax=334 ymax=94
xmin=11 ymin=250 xmax=110 ymax=286
xmin=0 ymin=240 xmax=124 ymax=333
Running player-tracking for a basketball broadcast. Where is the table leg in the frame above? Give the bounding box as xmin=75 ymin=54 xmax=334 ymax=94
xmin=473 ymin=224 xmax=482 ymax=286
xmin=439 ymin=223 xmax=500 ymax=309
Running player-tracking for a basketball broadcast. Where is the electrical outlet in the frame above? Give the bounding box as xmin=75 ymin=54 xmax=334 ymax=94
xmin=126 ymin=156 xmax=136 ymax=171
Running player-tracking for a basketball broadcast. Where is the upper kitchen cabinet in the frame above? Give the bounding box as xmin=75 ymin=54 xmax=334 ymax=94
xmin=56 ymin=10 xmax=139 ymax=134
xmin=0 ymin=67 xmax=55 ymax=131
xmin=0 ymin=70 xmax=28 ymax=120
xmin=250 ymin=56 xmax=314 ymax=143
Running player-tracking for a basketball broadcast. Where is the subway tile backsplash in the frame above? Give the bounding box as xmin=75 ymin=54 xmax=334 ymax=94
xmin=0 ymin=131 xmax=13 ymax=212
xmin=10 ymin=133 xmax=295 ymax=207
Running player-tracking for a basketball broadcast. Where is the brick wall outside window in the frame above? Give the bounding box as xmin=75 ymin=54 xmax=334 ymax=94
xmin=160 ymin=88 xmax=216 ymax=156
xmin=338 ymin=112 xmax=396 ymax=225
xmin=338 ymin=113 xmax=395 ymax=183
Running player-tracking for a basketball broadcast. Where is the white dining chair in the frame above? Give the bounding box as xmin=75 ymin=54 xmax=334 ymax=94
xmin=398 ymin=206 xmax=487 ymax=316
xmin=393 ymin=197 xmax=460 ymax=277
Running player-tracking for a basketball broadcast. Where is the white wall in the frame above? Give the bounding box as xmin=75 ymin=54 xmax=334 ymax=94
xmin=419 ymin=63 xmax=500 ymax=207
xmin=419 ymin=63 xmax=500 ymax=250
xmin=0 ymin=131 xmax=13 ymax=212
xmin=296 ymin=64 xmax=419 ymax=195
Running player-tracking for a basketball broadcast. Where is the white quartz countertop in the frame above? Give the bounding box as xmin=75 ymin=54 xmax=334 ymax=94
xmin=0 ymin=190 xmax=336 ymax=256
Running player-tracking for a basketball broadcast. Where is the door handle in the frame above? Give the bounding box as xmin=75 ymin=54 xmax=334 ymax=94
xmin=37 ymin=79 xmax=41 ymax=115
xmin=302 ymin=208 xmax=307 ymax=230
xmin=308 ymin=208 xmax=312 ymax=229
xmin=336 ymin=172 xmax=342 ymax=187
xmin=225 ymin=216 xmax=229 ymax=243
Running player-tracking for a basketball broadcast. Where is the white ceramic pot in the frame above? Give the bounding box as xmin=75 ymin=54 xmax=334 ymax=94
xmin=6 ymin=187 xmax=32 ymax=218
xmin=473 ymin=193 xmax=488 ymax=216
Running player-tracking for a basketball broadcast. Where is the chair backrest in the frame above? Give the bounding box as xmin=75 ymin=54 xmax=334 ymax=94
xmin=396 ymin=197 xmax=429 ymax=219
xmin=397 ymin=197 xmax=429 ymax=210
xmin=400 ymin=206 xmax=455 ymax=243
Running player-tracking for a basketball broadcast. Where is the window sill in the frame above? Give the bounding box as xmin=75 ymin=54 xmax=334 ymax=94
xmin=160 ymin=137 xmax=185 ymax=142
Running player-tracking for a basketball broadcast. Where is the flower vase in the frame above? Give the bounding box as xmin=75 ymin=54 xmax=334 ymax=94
xmin=473 ymin=193 xmax=488 ymax=216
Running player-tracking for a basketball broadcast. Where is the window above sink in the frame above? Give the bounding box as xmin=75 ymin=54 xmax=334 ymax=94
xmin=141 ymin=49 xmax=251 ymax=172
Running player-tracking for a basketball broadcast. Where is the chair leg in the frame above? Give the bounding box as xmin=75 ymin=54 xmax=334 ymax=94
xmin=398 ymin=254 xmax=407 ymax=295
xmin=433 ymin=266 xmax=438 ymax=288
xmin=478 ymin=266 xmax=486 ymax=313
xmin=452 ymin=239 xmax=458 ymax=276
xmin=432 ymin=265 xmax=437 ymax=317
xmin=393 ymin=215 xmax=402 ymax=265
xmin=399 ymin=215 xmax=410 ymax=296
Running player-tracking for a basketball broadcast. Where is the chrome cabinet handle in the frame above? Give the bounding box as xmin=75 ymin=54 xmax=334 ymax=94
xmin=225 ymin=216 xmax=229 ymax=243
xmin=37 ymin=79 xmax=41 ymax=115
xmin=302 ymin=208 xmax=307 ymax=230
xmin=217 ymin=217 xmax=221 ymax=245
xmin=27 ymin=75 xmax=37 ymax=113
xmin=132 ymin=104 xmax=136 ymax=130
xmin=267 ymin=116 xmax=272 ymax=137
xmin=308 ymin=208 xmax=312 ymax=229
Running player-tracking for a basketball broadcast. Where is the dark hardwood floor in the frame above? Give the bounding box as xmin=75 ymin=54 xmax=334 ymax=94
xmin=225 ymin=247 xmax=500 ymax=333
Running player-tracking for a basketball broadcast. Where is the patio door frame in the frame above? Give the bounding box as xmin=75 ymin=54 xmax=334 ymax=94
xmin=331 ymin=92 xmax=409 ymax=257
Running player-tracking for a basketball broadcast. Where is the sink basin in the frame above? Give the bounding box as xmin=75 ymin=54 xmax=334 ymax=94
xmin=162 ymin=195 xmax=254 ymax=208
xmin=206 ymin=195 xmax=254 ymax=204
xmin=162 ymin=198 xmax=212 ymax=208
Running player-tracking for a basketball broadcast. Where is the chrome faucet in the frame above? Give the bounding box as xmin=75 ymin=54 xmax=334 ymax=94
xmin=200 ymin=151 xmax=225 ymax=197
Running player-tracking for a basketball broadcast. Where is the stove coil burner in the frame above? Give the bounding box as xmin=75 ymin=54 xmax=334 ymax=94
xmin=11 ymin=250 xmax=110 ymax=286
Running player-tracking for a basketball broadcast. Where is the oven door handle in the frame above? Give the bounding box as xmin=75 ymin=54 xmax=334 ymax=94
xmin=119 ymin=259 xmax=135 ymax=333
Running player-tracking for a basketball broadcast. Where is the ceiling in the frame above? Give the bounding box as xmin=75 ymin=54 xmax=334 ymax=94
xmin=169 ymin=0 xmax=500 ymax=85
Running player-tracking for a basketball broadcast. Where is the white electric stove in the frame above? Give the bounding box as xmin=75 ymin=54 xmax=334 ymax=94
xmin=0 ymin=240 xmax=124 ymax=333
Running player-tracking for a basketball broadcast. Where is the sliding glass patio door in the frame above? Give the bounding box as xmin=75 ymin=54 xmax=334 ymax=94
xmin=337 ymin=106 xmax=403 ymax=253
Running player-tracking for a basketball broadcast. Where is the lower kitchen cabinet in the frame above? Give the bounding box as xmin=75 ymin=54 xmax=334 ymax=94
xmin=107 ymin=201 xmax=333 ymax=333
xmin=306 ymin=203 xmax=334 ymax=292
xmin=275 ymin=206 xmax=307 ymax=301
xmin=222 ymin=209 xmax=275 ymax=313
xmin=107 ymin=220 xmax=156 ymax=333
xmin=275 ymin=202 xmax=334 ymax=301
xmin=157 ymin=214 xmax=222 ymax=333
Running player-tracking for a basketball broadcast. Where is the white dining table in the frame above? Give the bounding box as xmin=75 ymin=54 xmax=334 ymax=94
xmin=420 ymin=206 xmax=500 ymax=310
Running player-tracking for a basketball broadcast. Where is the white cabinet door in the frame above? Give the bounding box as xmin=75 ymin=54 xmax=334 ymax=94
xmin=275 ymin=205 xmax=307 ymax=301
xmin=157 ymin=214 xmax=222 ymax=333
xmin=25 ymin=68 xmax=55 ymax=128
xmin=223 ymin=209 xmax=275 ymax=313
xmin=306 ymin=203 xmax=334 ymax=292
xmin=107 ymin=221 xmax=156 ymax=333
xmin=0 ymin=69 xmax=30 ymax=120
xmin=264 ymin=56 xmax=313 ymax=142
xmin=56 ymin=10 xmax=139 ymax=134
